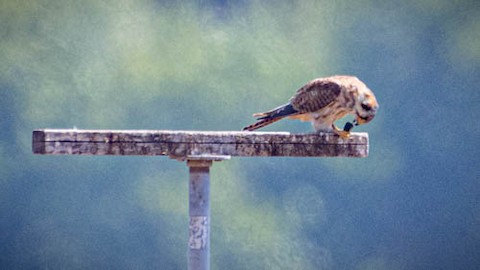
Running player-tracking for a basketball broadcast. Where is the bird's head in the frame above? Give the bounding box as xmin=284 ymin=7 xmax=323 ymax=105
xmin=353 ymin=87 xmax=379 ymax=126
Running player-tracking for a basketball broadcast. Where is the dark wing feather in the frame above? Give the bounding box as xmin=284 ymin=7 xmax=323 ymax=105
xmin=242 ymin=103 xmax=298 ymax=131
xmin=253 ymin=103 xmax=298 ymax=120
xmin=290 ymin=79 xmax=341 ymax=113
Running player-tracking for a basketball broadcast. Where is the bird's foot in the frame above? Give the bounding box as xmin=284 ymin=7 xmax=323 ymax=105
xmin=333 ymin=125 xmax=351 ymax=138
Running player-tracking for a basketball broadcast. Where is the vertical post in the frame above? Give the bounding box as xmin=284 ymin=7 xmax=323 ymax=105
xmin=187 ymin=159 xmax=212 ymax=270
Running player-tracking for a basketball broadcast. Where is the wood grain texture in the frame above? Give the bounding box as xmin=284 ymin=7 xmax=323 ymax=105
xmin=32 ymin=129 xmax=369 ymax=158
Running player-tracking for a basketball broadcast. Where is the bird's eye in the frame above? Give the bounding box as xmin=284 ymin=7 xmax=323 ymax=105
xmin=361 ymin=103 xmax=371 ymax=111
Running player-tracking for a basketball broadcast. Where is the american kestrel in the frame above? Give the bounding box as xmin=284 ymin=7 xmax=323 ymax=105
xmin=243 ymin=75 xmax=379 ymax=137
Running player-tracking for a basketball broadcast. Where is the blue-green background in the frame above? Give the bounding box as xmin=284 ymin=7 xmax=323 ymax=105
xmin=1 ymin=0 xmax=479 ymax=269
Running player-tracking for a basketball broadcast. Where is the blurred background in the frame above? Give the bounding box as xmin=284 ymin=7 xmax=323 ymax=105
xmin=1 ymin=0 xmax=479 ymax=269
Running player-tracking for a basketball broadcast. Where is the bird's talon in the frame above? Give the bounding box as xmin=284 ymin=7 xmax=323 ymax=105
xmin=333 ymin=125 xmax=350 ymax=138
xmin=337 ymin=130 xmax=351 ymax=138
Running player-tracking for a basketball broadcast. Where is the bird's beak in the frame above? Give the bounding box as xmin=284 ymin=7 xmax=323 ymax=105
xmin=355 ymin=115 xmax=371 ymax=125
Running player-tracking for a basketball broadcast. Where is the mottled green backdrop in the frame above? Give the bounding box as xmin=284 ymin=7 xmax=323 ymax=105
xmin=1 ymin=0 xmax=479 ymax=269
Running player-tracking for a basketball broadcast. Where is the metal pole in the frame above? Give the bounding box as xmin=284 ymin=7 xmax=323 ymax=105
xmin=187 ymin=159 xmax=212 ymax=270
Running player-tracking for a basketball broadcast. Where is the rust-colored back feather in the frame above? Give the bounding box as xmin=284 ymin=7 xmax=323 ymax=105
xmin=290 ymin=79 xmax=341 ymax=112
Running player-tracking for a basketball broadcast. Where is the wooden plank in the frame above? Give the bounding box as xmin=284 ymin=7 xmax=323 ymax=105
xmin=32 ymin=129 xmax=369 ymax=158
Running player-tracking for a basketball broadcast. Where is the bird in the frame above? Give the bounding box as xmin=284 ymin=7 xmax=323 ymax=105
xmin=242 ymin=75 xmax=379 ymax=138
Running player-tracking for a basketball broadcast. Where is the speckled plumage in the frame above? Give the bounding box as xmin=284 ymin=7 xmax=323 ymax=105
xmin=243 ymin=75 xmax=379 ymax=137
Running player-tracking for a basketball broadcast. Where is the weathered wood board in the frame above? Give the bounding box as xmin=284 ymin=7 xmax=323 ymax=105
xmin=32 ymin=129 xmax=369 ymax=158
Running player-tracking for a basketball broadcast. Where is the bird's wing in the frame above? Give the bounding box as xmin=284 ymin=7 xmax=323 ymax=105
xmin=290 ymin=79 xmax=341 ymax=113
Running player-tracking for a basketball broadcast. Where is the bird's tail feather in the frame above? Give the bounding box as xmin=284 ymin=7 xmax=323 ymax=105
xmin=242 ymin=117 xmax=283 ymax=131
xmin=243 ymin=103 xmax=298 ymax=131
xmin=254 ymin=103 xmax=297 ymax=120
